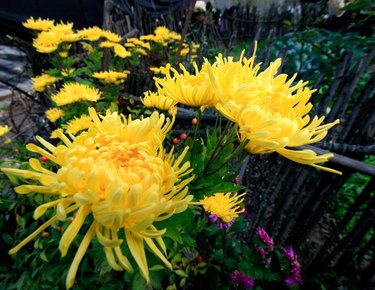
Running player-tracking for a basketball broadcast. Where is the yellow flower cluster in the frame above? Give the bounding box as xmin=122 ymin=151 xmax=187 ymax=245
xmin=141 ymin=90 xmax=177 ymax=115
xmin=32 ymin=74 xmax=59 ymax=92
xmin=2 ymin=109 xmax=194 ymax=289
xmin=154 ymin=50 xmax=341 ymax=173
xmin=23 ymin=17 xmax=128 ymax=57
xmin=124 ymin=26 xmax=199 ymax=59
xmin=51 ymin=83 xmax=101 ymax=106
xmin=45 ymin=108 xmax=65 ymax=123
xmin=93 ymin=70 xmax=130 ymax=84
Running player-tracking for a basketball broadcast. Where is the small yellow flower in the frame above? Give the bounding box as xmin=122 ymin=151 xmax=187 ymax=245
xmin=23 ymin=17 xmax=54 ymax=31
xmin=61 ymin=68 xmax=75 ymax=77
xmin=141 ymin=91 xmax=178 ymax=115
xmin=45 ymin=108 xmax=65 ymax=123
xmin=49 ymin=22 xmax=80 ymax=42
xmin=0 ymin=125 xmax=11 ymax=137
xmin=32 ymin=74 xmax=58 ymax=92
xmin=99 ymin=40 xmax=115 ymax=48
xmin=201 ymin=192 xmax=245 ymax=223
xmin=113 ymin=44 xmax=131 ymax=58
xmin=2 ymin=108 xmax=194 ymax=289
xmin=93 ymin=70 xmax=130 ymax=84
xmin=154 ymin=26 xmax=170 ymax=36
xmin=63 ymin=115 xmax=93 ymax=134
xmin=32 ymin=31 xmax=60 ymax=53
xmin=102 ymin=30 xmax=121 ymax=42
xmin=78 ymin=26 xmax=103 ymax=41
xmin=81 ymin=42 xmax=94 ymax=53
xmin=51 ymin=83 xmax=101 ymax=106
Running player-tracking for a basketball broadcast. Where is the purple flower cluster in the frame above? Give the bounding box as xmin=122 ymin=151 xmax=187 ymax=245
xmin=230 ymin=271 xmax=254 ymax=289
xmin=208 ymin=214 xmax=234 ymax=229
xmin=282 ymin=247 xmax=303 ymax=286
xmin=256 ymin=227 xmax=274 ymax=251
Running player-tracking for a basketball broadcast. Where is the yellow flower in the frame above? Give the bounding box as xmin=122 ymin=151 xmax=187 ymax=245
xmin=113 ymin=44 xmax=131 ymax=58
xmin=102 ymin=30 xmax=121 ymax=42
xmin=154 ymin=63 xmax=213 ymax=110
xmin=23 ymin=17 xmax=54 ymax=31
xmin=141 ymin=91 xmax=178 ymax=115
xmin=0 ymin=125 xmax=11 ymax=137
xmin=210 ymin=54 xmax=341 ymax=174
xmin=33 ymin=31 xmax=60 ymax=53
xmin=63 ymin=115 xmax=93 ymax=134
xmin=81 ymin=42 xmax=94 ymax=53
xmin=93 ymin=70 xmax=130 ymax=84
xmin=61 ymin=68 xmax=75 ymax=77
xmin=51 ymin=83 xmax=101 ymax=106
xmin=201 ymin=192 xmax=245 ymax=223
xmin=49 ymin=22 xmax=80 ymax=42
xmin=99 ymin=40 xmax=115 ymax=48
xmin=78 ymin=26 xmax=103 ymax=41
xmin=2 ymin=108 xmax=194 ymax=289
xmin=32 ymin=74 xmax=58 ymax=92
xmin=154 ymin=26 xmax=170 ymax=36
xmin=45 ymin=108 xmax=65 ymax=123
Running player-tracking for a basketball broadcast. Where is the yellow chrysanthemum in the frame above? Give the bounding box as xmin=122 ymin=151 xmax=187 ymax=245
xmin=78 ymin=26 xmax=104 ymax=41
xmin=33 ymin=31 xmax=61 ymax=53
xmin=61 ymin=68 xmax=75 ymax=77
xmin=51 ymin=83 xmax=101 ymax=106
xmin=154 ymin=26 xmax=170 ymax=36
xmin=81 ymin=42 xmax=94 ymax=53
xmin=2 ymin=108 xmax=194 ymax=289
xmin=0 ymin=125 xmax=11 ymax=137
xmin=102 ymin=30 xmax=121 ymax=42
xmin=201 ymin=192 xmax=245 ymax=223
xmin=113 ymin=44 xmax=131 ymax=58
xmin=63 ymin=115 xmax=93 ymax=134
xmin=23 ymin=17 xmax=55 ymax=31
xmin=49 ymin=22 xmax=80 ymax=43
xmin=141 ymin=91 xmax=178 ymax=115
xmin=32 ymin=74 xmax=58 ymax=92
xmin=45 ymin=108 xmax=65 ymax=123
xmin=93 ymin=70 xmax=130 ymax=84
xmin=208 ymin=52 xmax=341 ymax=174
xmin=99 ymin=40 xmax=115 ymax=48
xmin=154 ymin=63 xmax=213 ymax=110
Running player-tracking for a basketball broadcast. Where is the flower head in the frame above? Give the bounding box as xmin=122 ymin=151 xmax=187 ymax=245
xmin=33 ymin=31 xmax=61 ymax=53
xmin=62 ymin=115 xmax=93 ymax=134
xmin=154 ymin=63 xmax=213 ymax=111
xmin=201 ymin=192 xmax=245 ymax=227
xmin=256 ymin=227 xmax=274 ymax=251
xmin=2 ymin=108 xmax=194 ymax=289
xmin=0 ymin=125 xmax=11 ymax=137
xmin=78 ymin=26 xmax=104 ymax=41
xmin=23 ymin=17 xmax=55 ymax=31
xmin=51 ymin=83 xmax=101 ymax=106
xmin=141 ymin=91 xmax=178 ymax=115
xmin=45 ymin=108 xmax=65 ymax=123
xmin=282 ymin=246 xmax=303 ymax=286
xmin=93 ymin=70 xmax=130 ymax=84
xmin=32 ymin=74 xmax=58 ymax=92
xmin=231 ymin=271 xmax=254 ymax=289
xmin=207 ymin=50 xmax=341 ymax=174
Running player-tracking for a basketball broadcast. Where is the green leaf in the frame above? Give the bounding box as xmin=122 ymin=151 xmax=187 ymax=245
xmin=39 ymin=251 xmax=49 ymax=262
xmin=174 ymin=269 xmax=188 ymax=278
xmin=149 ymin=264 xmax=165 ymax=271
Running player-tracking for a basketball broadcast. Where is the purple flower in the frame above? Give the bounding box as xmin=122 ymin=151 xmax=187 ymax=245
xmin=282 ymin=246 xmax=303 ymax=286
xmin=256 ymin=227 xmax=274 ymax=251
xmin=231 ymin=271 xmax=254 ymax=289
xmin=257 ymin=247 xmax=267 ymax=256
xmin=265 ymin=257 xmax=272 ymax=265
xmin=209 ymin=214 xmax=234 ymax=229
